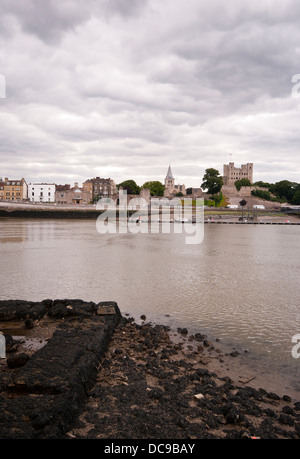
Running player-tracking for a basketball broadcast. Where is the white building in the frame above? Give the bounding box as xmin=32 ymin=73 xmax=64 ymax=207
xmin=28 ymin=183 xmax=56 ymax=203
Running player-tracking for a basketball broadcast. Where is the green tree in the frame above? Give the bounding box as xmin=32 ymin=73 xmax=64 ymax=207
xmin=253 ymin=181 xmax=272 ymax=188
xmin=142 ymin=181 xmax=165 ymax=196
xmin=292 ymin=190 xmax=300 ymax=205
xmin=117 ymin=180 xmax=140 ymax=195
xmin=211 ymin=192 xmax=224 ymax=207
xmin=251 ymin=189 xmax=272 ymax=201
xmin=269 ymin=180 xmax=297 ymax=202
xmin=234 ymin=178 xmax=252 ymax=191
xmin=201 ymin=168 xmax=223 ymax=195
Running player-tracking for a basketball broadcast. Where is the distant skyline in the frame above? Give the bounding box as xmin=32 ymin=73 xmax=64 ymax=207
xmin=1 ymin=0 xmax=300 ymax=187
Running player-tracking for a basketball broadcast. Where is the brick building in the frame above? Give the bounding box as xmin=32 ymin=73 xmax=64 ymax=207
xmin=55 ymin=183 xmax=90 ymax=205
xmin=82 ymin=177 xmax=117 ymax=202
xmin=0 ymin=177 xmax=27 ymax=201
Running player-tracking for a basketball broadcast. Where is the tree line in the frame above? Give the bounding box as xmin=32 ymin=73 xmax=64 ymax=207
xmin=116 ymin=170 xmax=300 ymax=205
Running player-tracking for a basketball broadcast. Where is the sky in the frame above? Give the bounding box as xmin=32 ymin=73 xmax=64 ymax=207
xmin=0 ymin=0 xmax=300 ymax=188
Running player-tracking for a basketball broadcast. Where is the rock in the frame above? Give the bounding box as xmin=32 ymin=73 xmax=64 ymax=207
xmin=25 ymin=319 xmax=34 ymax=329
xmin=3 ymin=334 xmax=19 ymax=352
xmin=230 ymin=351 xmax=239 ymax=357
xmin=180 ymin=328 xmax=188 ymax=335
xmin=140 ymin=315 xmax=146 ymax=321
xmin=194 ymin=393 xmax=205 ymax=400
xmin=7 ymin=353 xmax=29 ymax=369
xmin=266 ymin=392 xmax=280 ymax=401
xmin=278 ymin=414 xmax=294 ymax=426
xmin=0 ymin=300 xmax=46 ymax=321
xmin=224 ymin=405 xmax=241 ymax=424
xmin=195 ymin=333 xmax=206 ymax=342
xmin=294 ymin=402 xmax=300 ymax=411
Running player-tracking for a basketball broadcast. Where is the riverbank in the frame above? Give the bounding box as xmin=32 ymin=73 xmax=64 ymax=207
xmin=0 ymin=201 xmax=299 ymax=224
xmin=0 ymin=300 xmax=299 ymax=439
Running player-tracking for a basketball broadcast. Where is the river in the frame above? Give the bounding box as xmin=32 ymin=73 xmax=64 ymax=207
xmin=0 ymin=217 xmax=299 ymax=398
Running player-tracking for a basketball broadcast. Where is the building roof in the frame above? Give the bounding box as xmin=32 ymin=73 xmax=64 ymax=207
xmin=166 ymin=165 xmax=173 ymax=179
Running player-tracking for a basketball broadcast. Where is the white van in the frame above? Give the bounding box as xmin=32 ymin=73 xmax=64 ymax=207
xmin=253 ymin=205 xmax=265 ymax=209
xmin=226 ymin=205 xmax=238 ymax=209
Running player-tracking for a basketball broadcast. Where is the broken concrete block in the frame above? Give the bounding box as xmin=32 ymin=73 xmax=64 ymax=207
xmin=97 ymin=306 xmax=116 ymax=315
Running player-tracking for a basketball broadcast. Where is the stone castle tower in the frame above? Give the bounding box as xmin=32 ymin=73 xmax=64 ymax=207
xmin=223 ymin=162 xmax=253 ymax=185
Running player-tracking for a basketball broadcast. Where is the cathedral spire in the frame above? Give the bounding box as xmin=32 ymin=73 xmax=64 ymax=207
xmin=166 ymin=165 xmax=173 ymax=179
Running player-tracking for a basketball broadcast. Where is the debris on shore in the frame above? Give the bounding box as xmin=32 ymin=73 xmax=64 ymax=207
xmin=0 ymin=299 xmax=299 ymax=439
xmin=67 ymin=318 xmax=300 ymax=440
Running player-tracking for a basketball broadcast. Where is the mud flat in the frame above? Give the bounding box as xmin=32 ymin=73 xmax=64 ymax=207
xmin=0 ymin=300 xmax=299 ymax=439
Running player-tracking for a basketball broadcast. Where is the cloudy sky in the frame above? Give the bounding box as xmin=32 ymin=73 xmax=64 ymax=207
xmin=0 ymin=0 xmax=300 ymax=188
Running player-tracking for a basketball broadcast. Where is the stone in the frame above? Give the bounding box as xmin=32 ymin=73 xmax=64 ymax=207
xmin=97 ymin=306 xmax=116 ymax=315
xmin=194 ymin=393 xmax=205 ymax=400
xmin=7 ymin=353 xmax=29 ymax=369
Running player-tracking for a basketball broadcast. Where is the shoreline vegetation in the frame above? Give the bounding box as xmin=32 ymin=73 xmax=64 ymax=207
xmin=0 ymin=299 xmax=299 ymax=439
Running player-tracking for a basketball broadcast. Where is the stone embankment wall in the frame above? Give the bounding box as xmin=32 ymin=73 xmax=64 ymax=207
xmin=0 ymin=299 xmax=122 ymax=438
xmin=221 ymin=185 xmax=281 ymax=208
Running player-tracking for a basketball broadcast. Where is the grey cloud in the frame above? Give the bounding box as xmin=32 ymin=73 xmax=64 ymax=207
xmin=0 ymin=0 xmax=148 ymax=42
xmin=0 ymin=0 xmax=300 ymax=187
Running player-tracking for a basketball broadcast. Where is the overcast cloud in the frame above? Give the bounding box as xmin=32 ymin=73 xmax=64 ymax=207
xmin=0 ymin=0 xmax=300 ymax=187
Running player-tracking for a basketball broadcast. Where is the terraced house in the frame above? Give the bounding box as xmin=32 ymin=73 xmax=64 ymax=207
xmin=1 ymin=177 xmax=27 ymax=201
xmin=82 ymin=177 xmax=117 ymax=202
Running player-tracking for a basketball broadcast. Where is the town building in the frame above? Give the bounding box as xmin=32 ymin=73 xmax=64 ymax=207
xmin=55 ymin=183 xmax=90 ymax=205
xmin=1 ymin=177 xmax=27 ymax=201
xmin=55 ymin=184 xmax=70 ymax=204
xmin=82 ymin=177 xmax=117 ymax=202
xmin=164 ymin=166 xmax=186 ymax=198
xmin=223 ymin=162 xmax=253 ymax=185
xmin=28 ymin=183 xmax=56 ymax=203
xmin=0 ymin=180 xmax=4 ymax=200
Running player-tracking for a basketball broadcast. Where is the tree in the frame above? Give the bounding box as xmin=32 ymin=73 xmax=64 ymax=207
xmin=292 ymin=190 xmax=300 ymax=205
xmin=211 ymin=192 xmax=224 ymax=207
xmin=253 ymin=181 xmax=272 ymax=188
xmin=234 ymin=178 xmax=252 ymax=191
xmin=142 ymin=181 xmax=165 ymax=196
xmin=117 ymin=180 xmax=140 ymax=195
xmin=201 ymin=168 xmax=223 ymax=195
xmin=269 ymin=180 xmax=297 ymax=202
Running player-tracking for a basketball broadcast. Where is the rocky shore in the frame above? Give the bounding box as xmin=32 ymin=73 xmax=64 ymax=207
xmin=0 ymin=300 xmax=299 ymax=439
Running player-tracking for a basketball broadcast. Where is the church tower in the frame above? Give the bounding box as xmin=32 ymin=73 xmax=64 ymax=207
xmin=165 ymin=165 xmax=175 ymax=189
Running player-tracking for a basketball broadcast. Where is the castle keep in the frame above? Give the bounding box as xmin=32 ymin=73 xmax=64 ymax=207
xmin=223 ymin=162 xmax=253 ymax=185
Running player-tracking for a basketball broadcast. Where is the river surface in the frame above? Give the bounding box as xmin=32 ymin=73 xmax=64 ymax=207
xmin=0 ymin=218 xmax=299 ymax=398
